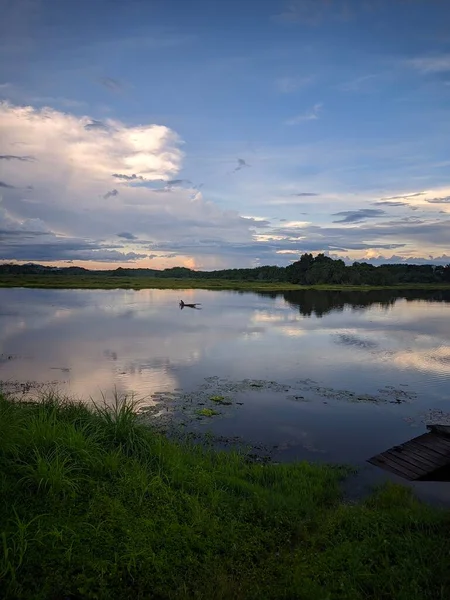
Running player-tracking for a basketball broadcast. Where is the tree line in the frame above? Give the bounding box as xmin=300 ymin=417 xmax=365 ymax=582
xmin=1 ymin=253 xmax=449 ymax=285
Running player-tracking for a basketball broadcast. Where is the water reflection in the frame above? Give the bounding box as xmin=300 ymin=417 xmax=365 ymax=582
xmin=261 ymin=289 xmax=450 ymax=318
xmin=0 ymin=287 xmax=449 ymax=502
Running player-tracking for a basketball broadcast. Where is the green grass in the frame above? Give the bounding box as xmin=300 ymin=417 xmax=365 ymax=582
xmin=0 ymin=392 xmax=449 ymax=599
xmin=1 ymin=274 xmax=450 ymax=292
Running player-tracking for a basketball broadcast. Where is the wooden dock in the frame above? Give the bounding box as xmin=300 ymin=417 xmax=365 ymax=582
xmin=367 ymin=425 xmax=450 ymax=481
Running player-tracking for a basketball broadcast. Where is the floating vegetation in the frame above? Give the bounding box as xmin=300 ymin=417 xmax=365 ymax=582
xmin=197 ymin=408 xmax=220 ymax=418
xmin=209 ymin=395 xmax=232 ymax=405
xmin=0 ymin=379 xmax=63 ymax=396
xmin=138 ymin=375 xmax=418 ymax=442
xmin=420 ymin=408 xmax=450 ymax=426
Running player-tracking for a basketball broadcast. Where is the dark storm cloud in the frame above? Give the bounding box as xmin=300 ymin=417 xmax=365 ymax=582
xmin=117 ymin=232 xmax=137 ymax=240
xmin=0 ymin=229 xmax=48 ymax=238
xmin=112 ymin=173 xmax=145 ymax=181
xmin=166 ymin=179 xmax=192 ymax=186
xmin=291 ymin=192 xmax=319 ymax=197
xmin=427 ymin=196 xmax=450 ymax=204
xmin=311 ymin=218 xmax=450 ymax=247
xmin=332 ymin=208 xmax=386 ymax=223
xmin=373 ymin=201 xmax=408 ymax=207
xmin=151 ymin=236 xmax=404 ymax=260
xmin=0 ymin=155 xmax=35 ymax=162
xmin=0 ymin=233 xmax=147 ymax=262
xmin=102 ymin=189 xmax=119 ymax=200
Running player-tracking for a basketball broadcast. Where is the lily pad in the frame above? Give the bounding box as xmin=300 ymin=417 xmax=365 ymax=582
xmin=210 ymin=395 xmax=232 ymax=405
xmin=197 ymin=408 xmax=220 ymax=417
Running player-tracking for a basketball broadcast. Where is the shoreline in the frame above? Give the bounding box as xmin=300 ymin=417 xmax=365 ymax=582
xmin=1 ymin=275 xmax=450 ymax=292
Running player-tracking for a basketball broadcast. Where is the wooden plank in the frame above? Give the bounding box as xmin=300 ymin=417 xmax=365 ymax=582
xmin=376 ymin=452 xmax=425 ymax=479
xmin=415 ymin=436 xmax=450 ymax=456
xmin=381 ymin=451 xmax=429 ymax=477
xmin=368 ymin=456 xmax=416 ymax=480
xmin=405 ymin=440 xmax=449 ymax=464
xmin=367 ymin=429 xmax=450 ymax=481
xmin=416 ymin=431 xmax=450 ymax=448
xmin=387 ymin=448 xmax=438 ymax=473
xmin=412 ymin=435 xmax=450 ymax=455
xmin=396 ymin=445 xmax=446 ymax=470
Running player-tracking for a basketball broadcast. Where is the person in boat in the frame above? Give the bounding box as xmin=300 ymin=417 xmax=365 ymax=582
xmin=179 ymin=300 xmax=201 ymax=309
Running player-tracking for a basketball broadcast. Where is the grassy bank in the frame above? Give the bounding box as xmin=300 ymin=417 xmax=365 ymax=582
xmin=1 ymin=393 xmax=449 ymax=599
xmin=1 ymin=274 xmax=450 ymax=292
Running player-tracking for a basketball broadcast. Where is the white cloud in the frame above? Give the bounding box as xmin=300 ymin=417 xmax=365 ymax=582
xmin=0 ymin=102 xmax=183 ymax=188
xmin=0 ymin=101 xmax=259 ymax=267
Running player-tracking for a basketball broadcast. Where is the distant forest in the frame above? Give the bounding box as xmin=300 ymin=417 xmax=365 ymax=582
xmin=1 ymin=253 xmax=450 ymax=285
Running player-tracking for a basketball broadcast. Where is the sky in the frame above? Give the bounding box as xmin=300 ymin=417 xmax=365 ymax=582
xmin=0 ymin=0 xmax=449 ymax=270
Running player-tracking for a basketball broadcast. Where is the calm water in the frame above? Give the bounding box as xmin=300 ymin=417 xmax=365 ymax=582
xmin=1 ymin=288 xmax=450 ymax=502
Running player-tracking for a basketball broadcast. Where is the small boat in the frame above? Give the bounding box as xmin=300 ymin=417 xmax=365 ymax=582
xmin=179 ymin=300 xmax=202 ymax=309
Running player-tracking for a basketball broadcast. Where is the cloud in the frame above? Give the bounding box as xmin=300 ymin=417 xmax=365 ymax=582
xmin=0 ymin=101 xmax=265 ymax=268
xmin=0 ymin=154 xmax=35 ymax=161
xmin=166 ymin=178 xmax=192 ymax=186
xmin=373 ymin=201 xmax=408 ymax=207
xmin=112 ymin=173 xmax=146 ymax=181
xmin=291 ymin=192 xmax=319 ymax=197
xmin=1 ymin=100 xmax=448 ymax=269
xmin=427 ymin=196 xmax=450 ymax=204
xmin=275 ymin=76 xmax=314 ymax=93
xmin=233 ymin=158 xmax=250 ymax=173
xmin=0 ymin=181 xmax=15 ymax=188
xmin=332 ymin=208 xmax=386 ymax=223
xmin=408 ymin=54 xmax=450 ymax=73
xmin=103 ymin=189 xmax=119 ymax=200
xmin=0 ymin=203 xmax=147 ymax=262
xmin=0 ymin=241 xmax=148 ymax=262
xmin=84 ymin=120 xmax=111 ymax=132
xmin=0 ymin=204 xmax=50 ymax=235
xmin=360 ymin=254 xmax=450 ymax=266
xmin=381 ymin=192 xmax=426 ymax=200
xmin=285 ymin=103 xmax=322 ymax=125
xmin=98 ymin=77 xmax=123 ymax=92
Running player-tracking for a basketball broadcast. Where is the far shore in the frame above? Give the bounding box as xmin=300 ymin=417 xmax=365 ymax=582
xmin=1 ymin=275 xmax=450 ymax=292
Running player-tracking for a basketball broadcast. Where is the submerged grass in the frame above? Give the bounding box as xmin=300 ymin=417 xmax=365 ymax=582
xmin=0 ymin=391 xmax=449 ymax=599
xmin=1 ymin=274 xmax=450 ymax=291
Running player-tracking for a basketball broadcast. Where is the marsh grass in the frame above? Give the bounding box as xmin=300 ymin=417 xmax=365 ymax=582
xmin=0 ymin=391 xmax=449 ymax=599
xmin=2 ymin=274 xmax=450 ymax=292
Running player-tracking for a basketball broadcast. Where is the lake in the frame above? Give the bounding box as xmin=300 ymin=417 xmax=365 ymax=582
xmin=1 ymin=287 xmax=450 ymax=502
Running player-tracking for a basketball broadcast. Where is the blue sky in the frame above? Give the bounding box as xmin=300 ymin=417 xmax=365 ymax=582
xmin=0 ymin=0 xmax=449 ymax=269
